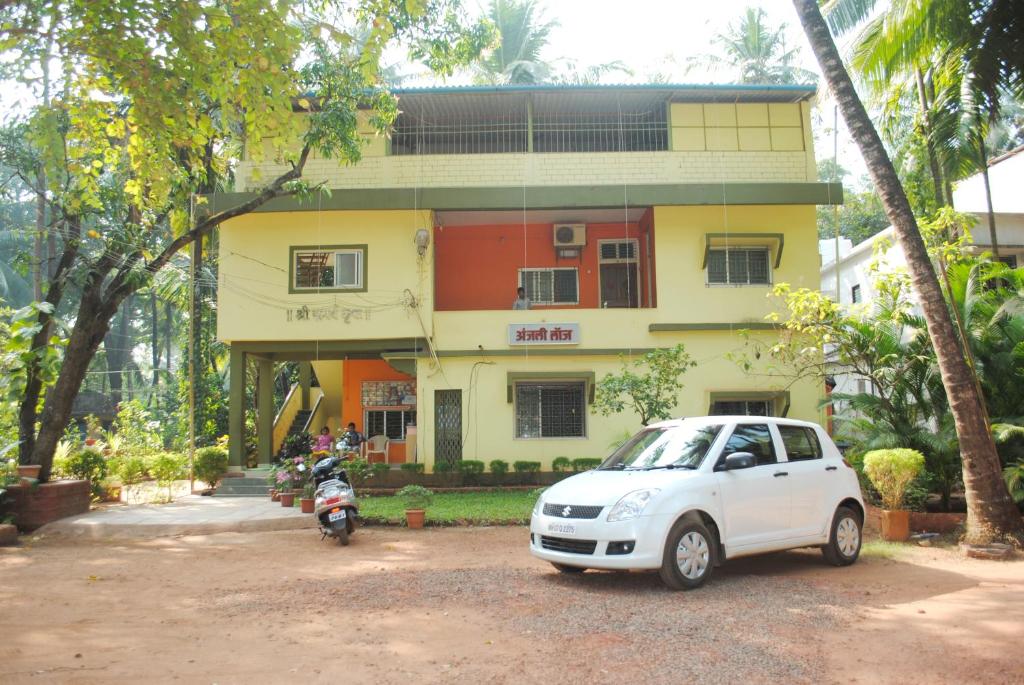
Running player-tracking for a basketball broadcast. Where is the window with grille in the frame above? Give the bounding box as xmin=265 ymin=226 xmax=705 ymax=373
xmin=365 ymin=409 xmax=416 ymax=440
xmin=711 ymin=400 xmax=772 ymax=416
xmin=515 ymin=382 xmax=586 ymax=438
xmin=292 ymin=246 xmax=365 ymax=291
xmin=851 ymin=284 xmax=862 ymax=303
xmin=532 ymin=109 xmax=668 ymax=153
xmin=599 ymin=240 xmax=638 ymax=262
xmin=706 ymin=248 xmax=770 ymax=286
xmin=519 ymin=268 xmax=579 ymax=305
xmin=391 ymin=111 xmax=528 ymax=155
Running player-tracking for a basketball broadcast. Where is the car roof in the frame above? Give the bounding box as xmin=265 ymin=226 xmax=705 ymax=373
xmin=648 ymin=415 xmax=823 ymax=430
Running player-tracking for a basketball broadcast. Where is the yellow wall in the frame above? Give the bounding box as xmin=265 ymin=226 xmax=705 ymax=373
xmin=217 ymin=209 xmax=434 ymax=342
xmin=414 ymin=337 xmax=822 ymax=470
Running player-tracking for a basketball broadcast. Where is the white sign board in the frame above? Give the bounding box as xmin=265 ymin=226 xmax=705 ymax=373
xmin=508 ymin=323 xmax=580 ymax=345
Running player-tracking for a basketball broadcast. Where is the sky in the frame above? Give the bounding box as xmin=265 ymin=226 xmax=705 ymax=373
xmin=0 ymin=0 xmax=869 ymax=186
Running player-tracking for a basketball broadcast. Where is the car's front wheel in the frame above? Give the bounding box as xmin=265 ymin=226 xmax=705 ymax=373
xmin=659 ymin=518 xmax=716 ymax=590
xmin=821 ymin=506 xmax=861 ymax=566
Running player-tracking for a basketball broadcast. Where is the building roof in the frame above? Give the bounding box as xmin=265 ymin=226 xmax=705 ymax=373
xmin=391 ymin=82 xmax=817 ymax=102
xmin=953 ymin=144 xmax=1024 ymax=215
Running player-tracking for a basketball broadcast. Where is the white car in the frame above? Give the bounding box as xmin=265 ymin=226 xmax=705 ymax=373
xmin=529 ymin=416 xmax=865 ymax=590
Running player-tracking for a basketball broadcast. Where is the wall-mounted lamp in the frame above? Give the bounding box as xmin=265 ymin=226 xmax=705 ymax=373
xmin=414 ymin=228 xmax=430 ymax=256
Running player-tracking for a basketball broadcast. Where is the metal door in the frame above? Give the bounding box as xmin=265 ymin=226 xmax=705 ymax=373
xmin=434 ymin=390 xmax=462 ymax=468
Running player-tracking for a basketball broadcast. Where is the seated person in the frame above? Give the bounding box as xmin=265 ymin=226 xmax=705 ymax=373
xmin=313 ymin=426 xmax=334 ymax=453
xmin=339 ymin=422 xmax=364 ymax=456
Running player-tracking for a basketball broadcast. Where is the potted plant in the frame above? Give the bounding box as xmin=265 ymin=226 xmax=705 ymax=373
xmin=300 ymin=480 xmax=316 ymax=514
xmin=863 ymin=448 xmax=925 ymax=541
xmin=397 ymin=485 xmax=433 ymax=529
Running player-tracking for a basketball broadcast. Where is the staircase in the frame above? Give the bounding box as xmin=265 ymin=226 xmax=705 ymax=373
xmin=289 ymin=409 xmax=312 ymax=438
xmin=216 ymin=469 xmax=272 ymax=497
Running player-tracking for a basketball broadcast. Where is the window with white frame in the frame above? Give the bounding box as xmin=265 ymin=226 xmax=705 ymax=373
xmin=706 ymin=247 xmax=770 ymax=285
xmin=365 ymin=409 xmax=416 ymax=440
xmin=515 ymin=382 xmax=586 ymax=438
xmin=599 ymin=239 xmax=640 ymax=308
xmin=292 ymin=246 xmax=365 ymax=291
xmin=518 ymin=268 xmax=579 ymax=305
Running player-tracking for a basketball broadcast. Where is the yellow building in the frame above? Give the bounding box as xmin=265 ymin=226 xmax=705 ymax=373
xmin=215 ymin=84 xmax=840 ymax=472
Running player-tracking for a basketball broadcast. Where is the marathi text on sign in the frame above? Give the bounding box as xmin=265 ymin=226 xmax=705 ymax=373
xmin=508 ymin=323 xmax=580 ymax=346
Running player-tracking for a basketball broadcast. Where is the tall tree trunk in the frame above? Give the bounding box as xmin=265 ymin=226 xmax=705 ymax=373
xmin=104 ymin=296 xmax=133 ymax=406
xmin=978 ymin=136 xmax=1000 ymax=258
xmin=31 ymin=289 xmax=119 ymax=481
xmin=792 ymin=0 xmax=1023 ymax=545
xmin=915 ymin=67 xmax=945 ymax=209
xmin=149 ymin=291 xmax=159 ymax=408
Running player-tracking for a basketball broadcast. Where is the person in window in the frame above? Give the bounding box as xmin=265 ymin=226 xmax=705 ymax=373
xmin=313 ymin=426 xmax=334 ymax=453
xmin=340 ymin=422 xmax=364 ymax=457
xmin=512 ymin=286 xmax=531 ymax=310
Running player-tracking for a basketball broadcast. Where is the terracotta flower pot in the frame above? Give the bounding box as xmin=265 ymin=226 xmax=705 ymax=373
xmin=270 ymin=489 xmax=280 ymax=501
xmin=279 ymin=492 xmax=295 ymax=507
xmin=16 ymin=465 xmax=41 ymax=480
xmin=880 ymin=509 xmax=911 ymax=541
xmin=405 ymin=509 xmax=426 ymax=529
xmin=300 ymin=497 xmax=315 ymax=514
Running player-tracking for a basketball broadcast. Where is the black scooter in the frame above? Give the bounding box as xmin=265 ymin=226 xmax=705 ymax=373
xmin=310 ymin=456 xmax=360 ymax=546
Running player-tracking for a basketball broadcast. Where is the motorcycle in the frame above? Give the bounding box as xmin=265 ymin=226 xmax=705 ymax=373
xmin=309 ymin=455 xmax=360 ymax=546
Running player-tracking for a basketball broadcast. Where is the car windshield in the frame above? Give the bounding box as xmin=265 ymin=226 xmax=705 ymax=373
xmin=599 ymin=424 xmax=723 ymax=470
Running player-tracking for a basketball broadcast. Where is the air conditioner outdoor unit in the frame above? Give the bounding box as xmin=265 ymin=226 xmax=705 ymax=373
xmin=553 ymin=223 xmax=586 ymax=247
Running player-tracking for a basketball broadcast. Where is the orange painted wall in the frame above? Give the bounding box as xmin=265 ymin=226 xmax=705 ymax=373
xmin=434 ymin=222 xmax=655 ymax=310
xmin=340 ymin=359 xmax=415 ymax=463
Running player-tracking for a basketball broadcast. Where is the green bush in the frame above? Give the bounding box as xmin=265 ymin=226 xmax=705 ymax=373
xmin=489 ymin=459 xmax=509 ymax=475
xmin=433 ymin=460 xmax=455 ymax=474
xmin=863 ymin=448 xmax=925 ymax=511
xmin=513 ymin=460 xmax=541 ymax=473
xmin=150 ymin=452 xmax=187 ymax=501
xmin=345 ymin=458 xmax=370 ymax=485
xmin=400 ymin=462 xmax=425 ymax=474
xmin=62 ymin=449 xmax=108 ymax=488
xmin=371 ymin=462 xmax=390 ymax=478
xmin=194 ymin=447 xmax=229 ymax=487
xmin=116 ymin=456 xmax=149 ymax=487
xmin=551 ymin=457 xmax=572 ymax=473
xmin=457 ymin=460 xmax=485 ymax=474
xmin=571 ymin=458 xmax=602 ymax=472
xmin=397 ymin=484 xmax=433 ymax=510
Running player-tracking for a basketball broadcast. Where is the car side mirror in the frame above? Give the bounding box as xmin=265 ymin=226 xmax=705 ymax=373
xmin=720 ymin=452 xmax=756 ymax=471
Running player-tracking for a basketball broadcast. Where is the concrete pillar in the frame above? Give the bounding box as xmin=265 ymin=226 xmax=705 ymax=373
xmin=299 ymin=362 xmax=311 ymax=410
xmin=257 ymin=358 xmax=274 ymax=466
xmin=227 ymin=347 xmax=246 ymax=472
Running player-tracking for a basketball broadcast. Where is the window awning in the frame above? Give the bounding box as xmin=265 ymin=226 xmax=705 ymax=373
xmin=506 ymin=371 xmax=596 ymax=404
xmin=701 ymin=232 xmax=784 ymax=269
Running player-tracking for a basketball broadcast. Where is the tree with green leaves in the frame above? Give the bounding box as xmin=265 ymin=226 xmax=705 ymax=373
xmin=473 ymin=0 xmax=557 ymax=84
xmin=0 ymin=0 xmax=490 ymax=481
xmin=594 ymin=345 xmax=696 ymax=427
xmin=791 ymin=0 xmax=1023 ymax=545
xmin=687 ymin=7 xmax=817 ymax=85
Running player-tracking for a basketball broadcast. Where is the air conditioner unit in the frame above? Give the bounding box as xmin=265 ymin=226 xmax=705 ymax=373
xmin=553 ymin=223 xmax=586 ymax=247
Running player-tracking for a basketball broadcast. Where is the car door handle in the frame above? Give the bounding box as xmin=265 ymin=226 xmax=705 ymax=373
xmin=773 ymin=471 xmax=788 ymax=478
xmin=825 ymin=465 xmax=838 ymax=471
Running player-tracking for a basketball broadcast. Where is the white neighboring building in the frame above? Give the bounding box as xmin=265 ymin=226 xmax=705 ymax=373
xmin=820 ymin=144 xmax=1024 ymax=309
xmin=818 ymin=145 xmax=1024 ymax=410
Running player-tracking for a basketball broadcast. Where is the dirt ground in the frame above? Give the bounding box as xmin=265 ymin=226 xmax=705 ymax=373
xmin=1 ymin=527 xmax=1022 ymax=684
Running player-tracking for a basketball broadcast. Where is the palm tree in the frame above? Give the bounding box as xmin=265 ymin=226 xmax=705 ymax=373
xmin=688 ymin=7 xmax=817 ymax=85
xmin=473 ymin=0 xmax=557 ymax=85
xmin=791 ymin=0 xmax=1023 ymax=544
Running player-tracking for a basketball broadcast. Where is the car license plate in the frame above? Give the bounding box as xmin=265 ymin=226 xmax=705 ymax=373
xmin=547 ymin=522 xmax=575 ymax=535
xmin=328 ymin=510 xmax=347 ymax=522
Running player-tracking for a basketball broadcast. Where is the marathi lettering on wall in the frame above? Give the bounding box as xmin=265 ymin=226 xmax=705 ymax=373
xmin=286 ymin=304 xmax=373 ymax=323
xmin=508 ymin=323 xmax=580 ymax=345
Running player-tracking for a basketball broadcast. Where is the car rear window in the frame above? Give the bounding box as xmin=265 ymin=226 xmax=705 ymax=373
xmin=779 ymin=426 xmax=823 ymax=461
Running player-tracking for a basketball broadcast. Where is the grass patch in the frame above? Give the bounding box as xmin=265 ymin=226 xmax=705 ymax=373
xmin=860 ymin=540 xmax=908 ymax=559
xmin=359 ymin=489 xmax=539 ymax=526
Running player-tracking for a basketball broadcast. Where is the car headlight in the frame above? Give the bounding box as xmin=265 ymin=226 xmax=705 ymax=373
xmin=607 ymin=489 xmax=660 ymax=522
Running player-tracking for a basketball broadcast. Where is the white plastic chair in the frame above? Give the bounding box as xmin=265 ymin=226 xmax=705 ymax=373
xmin=365 ymin=435 xmax=390 ymax=464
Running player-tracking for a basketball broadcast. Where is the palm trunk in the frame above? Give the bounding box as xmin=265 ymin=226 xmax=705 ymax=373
xmin=978 ymin=136 xmax=1000 ymax=258
xmin=792 ymin=0 xmax=1023 ymax=545
xmin=915 ymin=67 xmax=945 ymax=209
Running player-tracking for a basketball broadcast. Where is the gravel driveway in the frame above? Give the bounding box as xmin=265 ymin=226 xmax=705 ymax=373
xmin=1 ymin=526 xmax=1021 ymax=684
